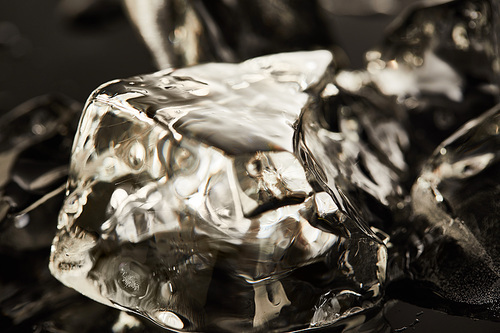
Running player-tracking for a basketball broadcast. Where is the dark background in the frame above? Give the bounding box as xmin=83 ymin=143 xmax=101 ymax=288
xmin=0 ymin=0 xmax=395 ymax=112
xmin=1 ymin=0 xmax=500 ymax=332
xmin=0 ymin=0 xmax=155 ymax=113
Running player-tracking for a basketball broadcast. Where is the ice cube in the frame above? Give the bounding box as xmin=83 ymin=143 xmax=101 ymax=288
xmin=49 ymin=51 xmax=387 ymax=332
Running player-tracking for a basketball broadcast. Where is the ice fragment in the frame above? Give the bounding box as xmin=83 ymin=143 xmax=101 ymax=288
xmin=49 ymin=51 xmax=387 ymax=332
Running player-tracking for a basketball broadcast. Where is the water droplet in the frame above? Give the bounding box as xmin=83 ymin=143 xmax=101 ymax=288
xmin=110 ymin=188 xmax=129 ymax=210
xmin=365 ymin=50 xmax=381 ymax=61
xmin=102 ymin=157 xmax=116 ymax=176
xmin=452 ymin=24 xmax=470 ymax=50
xmin=128 ymin=142 xmax=146 ymax=169
xmin=14 ymin=214 xmax=29 ymax=228
xmin=160 ymin=281 xmax=175 ymax=299
xmin=246 ymin=156 xmax=263 ymax=177
xmin=172 ymin=146 xmax=196 ymax=173
xmin=154 ymin=310 xmax=184 ymax=329
xmin=31 ymin=123 xmax=46 ymax=135
xmin=321 ymin=83 xmax=339 ymax=97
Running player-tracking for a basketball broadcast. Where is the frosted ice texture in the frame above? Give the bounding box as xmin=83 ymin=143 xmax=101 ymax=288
xmin=49 ymin=51 xmax=387 ymax=332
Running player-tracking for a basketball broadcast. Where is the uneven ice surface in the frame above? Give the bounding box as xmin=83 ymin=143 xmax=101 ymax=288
xmin=350 ymin=0 xmax=500 ymax=319
xmin=408 ymin=105 xmax=500 ymax=318
xmin=319 ymin=0 xmax=500 ymax=235
xmin=297 ymin=85 xmax=409 ymax=233
xmin=49 ymin=51 xmax=387 ymax=332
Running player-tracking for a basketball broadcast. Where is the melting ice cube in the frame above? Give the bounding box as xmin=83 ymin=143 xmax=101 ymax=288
xmin=49 ymin=51 xmax=387 ymax=332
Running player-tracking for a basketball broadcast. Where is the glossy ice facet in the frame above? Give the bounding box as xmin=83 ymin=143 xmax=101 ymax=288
xmin=49 ymin=51 xmax=387 ymax=332
xmin=297 ymin=83 xmax=409 ymax=234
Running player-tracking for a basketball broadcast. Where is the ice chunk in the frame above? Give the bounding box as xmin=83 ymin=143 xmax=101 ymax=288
xmin=408 ymin=105 xmax=500 ymax=318
xmin=319 ymin=0 xmax=500 ymax=226
xmin=49 ymin=51 xmax=387 ymax=332
xmin=366 ymin=0 xmax=500 ymax=155
xmin=297 ymin=85 xmax=409 ymax=232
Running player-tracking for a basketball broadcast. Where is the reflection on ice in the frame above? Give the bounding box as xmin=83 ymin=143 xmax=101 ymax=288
xmin=49 ymin=51 xmax=387 ymax=332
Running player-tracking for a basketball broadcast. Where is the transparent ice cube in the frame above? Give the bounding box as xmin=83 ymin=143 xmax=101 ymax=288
xmin=49 ymin=51 xmax=387 ymax=332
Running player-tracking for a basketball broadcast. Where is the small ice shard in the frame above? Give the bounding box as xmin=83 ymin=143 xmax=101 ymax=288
xmin=407 ymin=105 xmax=500 ymax=318
xmin=49 ymin=51 xmax=387 ymax=332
